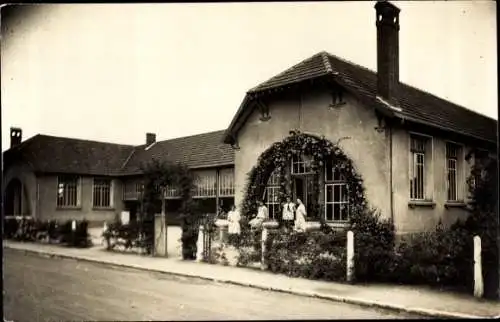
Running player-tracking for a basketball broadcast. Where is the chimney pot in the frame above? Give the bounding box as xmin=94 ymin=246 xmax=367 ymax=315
xmin=10 ymin=127 xmax=22 ymax=148
xmin=146 ymin=133 xmax=156 ymax=146
xmin=375 ymin=1 xmax=400 ymax=106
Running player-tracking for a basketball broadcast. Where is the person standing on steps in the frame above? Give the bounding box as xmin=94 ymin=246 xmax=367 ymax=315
xmin=282 ymin=196 xmax=295 ymax=230
xmin=227 ymin=205 xmax=241 ymax=246
xmin=294 ymin=198 xmax=307 ymax=232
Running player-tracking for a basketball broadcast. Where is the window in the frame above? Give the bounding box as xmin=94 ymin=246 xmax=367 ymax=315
xmin=264 ymin=169 xmax=281 ymax=220
xmin=57 ymin=176 xmax=80 ymax=208
xmin=218 ymin=168 xmax=235 ymax=196
xmin=193 ymin=170 xmax=217 ymax=198
xmin=165 ymin=185 xmax=180 ymax=198
xmin=324 ymin=161 xmax=349 ymax=222
xmin=291 ymin=154 xmax=313 ymax=175
xmin=446 ymin=142 xmax=462 ymax=202
xmin=409 ymin=134 xmax=432 ymax=201
xmin=123 ymin=180 xmax=144 ymax=200
xmin=93 ymin=178 xmax=112 ymax=208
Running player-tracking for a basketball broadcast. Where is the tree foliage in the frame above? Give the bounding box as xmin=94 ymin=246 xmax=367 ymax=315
xmin=465 ymin=153 xmax=499 ymax=299
xmin=138 ymin=158 xmax=201 ymax=258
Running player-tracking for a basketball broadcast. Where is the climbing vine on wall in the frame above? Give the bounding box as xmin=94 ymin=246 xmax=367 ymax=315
xmin=239 ymin=130 xmax=368 ymax=224
xmin=138 ymin=158 xmax=200 ymax=257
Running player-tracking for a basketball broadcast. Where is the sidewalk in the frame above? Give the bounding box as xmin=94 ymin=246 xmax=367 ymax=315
xmin=4 ymin=240 xmax=499 ymax=319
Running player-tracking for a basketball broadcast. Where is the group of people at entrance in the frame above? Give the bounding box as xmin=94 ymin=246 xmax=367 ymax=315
xmin=225 ymin=196 xmax=307 ymax=237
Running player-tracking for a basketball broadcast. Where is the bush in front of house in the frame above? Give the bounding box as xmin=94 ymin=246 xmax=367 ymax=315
xmin=57 ymin=219 xmax=91 ymax=248
xmin=3 ymin=217 xmax=21 ymax=239
xmin=349 ymin=207 xmax=396 ymax=283
xmin=103 ymin=218 xmax=142 ymax=251
xmin=387 ymin=220 xmax=473 ymax=291
xmin=180 ymin=210 xmax=201 ymax=260
xmin=3 ymin=217 xmax=91 ymax=248
xmin=465 ymin=154 xmax=498 ymax=299
xmin=265 ymin=228 xmax=347 ymax=282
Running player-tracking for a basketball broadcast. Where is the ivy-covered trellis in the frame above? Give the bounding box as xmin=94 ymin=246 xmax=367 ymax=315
xmin=240 ymin=130 xmax=368 ymax=224
xmin=235 ymin=130 xmax=392 ymax=272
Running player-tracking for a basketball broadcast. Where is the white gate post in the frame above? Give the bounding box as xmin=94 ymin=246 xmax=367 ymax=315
xmin=196 ymin=225 xmax=205 ymax=262
xmin=347 ymin=230 xmax=355 ymax=283
xmin=261 ymin=227 xmax=268 ymax=270
xmin=473 ymin=235 xmax=484 ymax=298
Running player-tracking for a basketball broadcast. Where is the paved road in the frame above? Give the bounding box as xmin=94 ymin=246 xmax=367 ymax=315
xmin=4 ymin=248 xmax=423 ymax=321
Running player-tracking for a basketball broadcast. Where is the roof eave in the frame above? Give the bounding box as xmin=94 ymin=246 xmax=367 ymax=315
xmin=223 ymin=94 xmax=251 ymax=145
xmin=393 ymin=112 xmax=497 ymax=146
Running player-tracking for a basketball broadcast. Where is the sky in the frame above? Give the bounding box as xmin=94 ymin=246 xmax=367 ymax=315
xmin=1 ymin=1 xmax=497 ymax=151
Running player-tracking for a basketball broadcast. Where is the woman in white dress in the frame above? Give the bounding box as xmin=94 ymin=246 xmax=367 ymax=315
xmin=294 ymin=199 xmax=307 ymax=232
xmin=227 ymin=205 xmax=241 ymax=235
xmin=227 ymin=205 xmax=241 ymax=246
xmin=249 ymin=201 xmax=269 ymax=229
xmin=282 ymin=196 xmax=296 ymax=229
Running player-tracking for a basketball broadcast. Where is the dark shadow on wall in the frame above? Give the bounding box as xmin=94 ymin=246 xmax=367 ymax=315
xmin=4 ymin=177 xmax=31 ymax=216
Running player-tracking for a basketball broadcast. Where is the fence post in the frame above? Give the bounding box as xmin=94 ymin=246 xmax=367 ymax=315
xmin=261 ymin=227 xmax=268 ymax=270
xmin=347 ymin=230 xmax=354 ymax=283
xmin=196 ymin=225 xmax=205 ymax=262
xmin=473 ymin=235 xmax=484 ymax=298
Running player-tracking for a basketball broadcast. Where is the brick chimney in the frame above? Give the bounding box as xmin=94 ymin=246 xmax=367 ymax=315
xmin=375 ymin=1 xmax=400 ymax=106
xmin=10 ymin=127 xmax=22 ymax=148
xmin=146 ymin=133 xmax=156 ymax=146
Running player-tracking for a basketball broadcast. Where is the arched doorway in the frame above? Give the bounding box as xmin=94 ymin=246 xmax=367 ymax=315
xmin=241 ymin=131 xmax=366 ymax=224
xmin=4 ymin=178 xmax=30 ymax=217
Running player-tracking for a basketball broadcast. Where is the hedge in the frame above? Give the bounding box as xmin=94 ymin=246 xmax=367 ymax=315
xmin=264 ymin=228 xmax=347 ymax=282
xmin=3 ymin=216 xmax=91 ymax=248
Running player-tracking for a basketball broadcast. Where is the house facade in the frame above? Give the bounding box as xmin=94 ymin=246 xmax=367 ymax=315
xmin=222 ymin=1 xmax=497 ymax=235
xmin=2 ymin=1 xmax=496 ymax=236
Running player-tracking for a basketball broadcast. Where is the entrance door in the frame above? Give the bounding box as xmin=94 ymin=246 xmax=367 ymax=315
xmin=293 ymin=177 xmax=305 ymax=204
xmin=5 ymin=179 xmax=23 ymax=216
xmin=292 ymin=175 xmax=315 ymax=216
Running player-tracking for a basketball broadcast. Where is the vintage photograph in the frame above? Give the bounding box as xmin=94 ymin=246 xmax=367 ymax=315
xmin=1 ymin=1 xmax=498 ymax=320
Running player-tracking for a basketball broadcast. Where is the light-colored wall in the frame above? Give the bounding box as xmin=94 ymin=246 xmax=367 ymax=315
xmin=234 ymin=88 xmax=392 ymax=220
xmin=391 ymin=127 xmax=474 ymax=234
xmin=37 ymin=175 xmax=124 ymax=224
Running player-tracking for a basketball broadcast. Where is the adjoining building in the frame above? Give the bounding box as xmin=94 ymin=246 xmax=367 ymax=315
xmin=2 ymin=129 xmax=234 ymax=225
xmin=3 ymin=1 xmax=496 ymax=235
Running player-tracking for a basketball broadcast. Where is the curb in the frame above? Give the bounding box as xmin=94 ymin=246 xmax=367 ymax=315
xmin=6 ymin=246 xmax=488 ymax=320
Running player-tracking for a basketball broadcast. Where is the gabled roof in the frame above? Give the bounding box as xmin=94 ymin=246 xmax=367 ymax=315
xmin=3 ymin=130 xmax=235 ymax=176
xmin=224 ymin=51 xmax=497 ymax=145
xmin=3 ymin=134 xmax=135 ymax=176
xmin=120 ymin=130 xmax=234 ymax=175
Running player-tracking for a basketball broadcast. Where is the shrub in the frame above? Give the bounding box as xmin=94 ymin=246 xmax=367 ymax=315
xmin=265 ymin=228 xmax=347 ymax=282
xmin=5 ymin=217 xmax=91 ymax=248
xmin=3 ymin=217 xmax=21 ymax=239
xmin=103 ymin=219 xmax=142 ymax=250
xmin=389 ymin=220 xmax=473 ymax=291
xmin=58 ymin=219 xmax=91 ymax=248
xmin=349 ymin=208 xmax=395 ymax=282
xmin=466 ymin=154 xmax=498 ymax=299
xmin=180 ymin=216 xmax=200 ymax=260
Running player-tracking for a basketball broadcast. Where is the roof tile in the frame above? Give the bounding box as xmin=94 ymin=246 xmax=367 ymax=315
xmin=241 ymin=51 xmax=497 ymax=143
